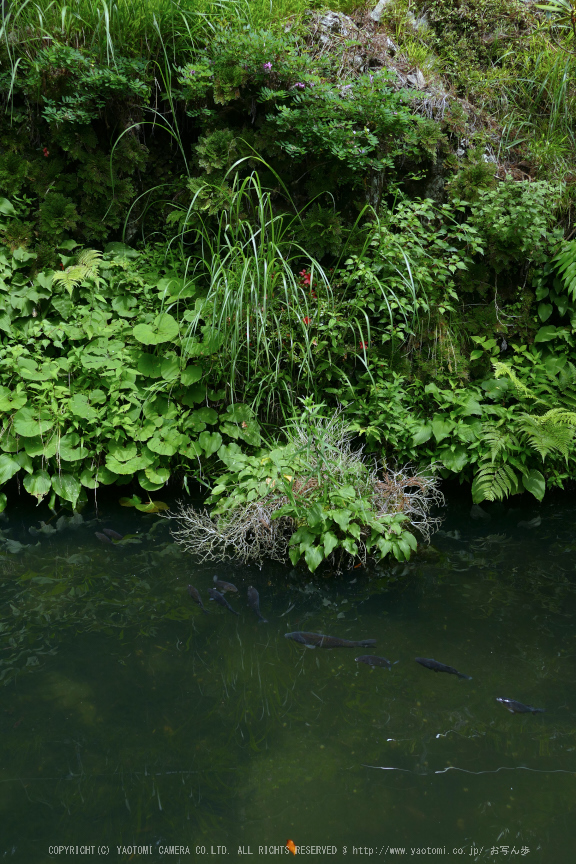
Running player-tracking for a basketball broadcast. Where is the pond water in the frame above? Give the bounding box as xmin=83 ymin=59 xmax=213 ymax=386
xmin=1 ymin=488 xmax=575 ymax=863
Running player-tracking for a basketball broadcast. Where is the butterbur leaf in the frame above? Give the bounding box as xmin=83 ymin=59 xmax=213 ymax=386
xmin=133 ymin=313 xmax=179 ymax=345
xmin=181 ymin=364 xmax=202 ymax=385
xmin=222 ymin=403 xmax=252 ymax=423
xmin=134 ymin=500 xmax=169 ymax=513
xmin=13 ymin=406 xmax=53 ymax=437
xmin=23 ymin=470 xmax=51 ymax=502
xmin=119 ymin=495 xmax=141 ymax=507
xmin=69 ymin=394 xmax=98 ymax=420
xmin=0 ymin=454 xmax=20 ymax=485
xmin=161 ymin=355 xmax=180 ymax=381
xmin=199 ymin=430 xmax=222 ymax=456
xmin=144 ymin=465 xmax=170 ymax=485
xmin=0 ymin=386 xmax=27 ymax=412
xmin=80 ymin=468 xmax=98 ymax=489
xmin=193 ymin=407 xmax=218 ymax=424
xmin=137 ymin=353 xmax=163 ymax=377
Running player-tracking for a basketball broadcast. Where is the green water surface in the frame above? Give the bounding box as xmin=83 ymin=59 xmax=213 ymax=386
xmin=1 ymin=491 xmax=575 ymax=863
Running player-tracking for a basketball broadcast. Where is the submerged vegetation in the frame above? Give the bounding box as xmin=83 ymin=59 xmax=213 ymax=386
xmin=2 ymin=0 xmax=576 ymax=570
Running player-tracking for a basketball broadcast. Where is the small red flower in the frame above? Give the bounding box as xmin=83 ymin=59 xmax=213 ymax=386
xmin=303 ymin=316 xmax=311 ymax=325
xmin=299 ymin=268 xmax=311 ymax=287
xmin=43 ymin=147 xmax=50 ymax=157
xmin=359 ymin=341 xmax=369 ymax=349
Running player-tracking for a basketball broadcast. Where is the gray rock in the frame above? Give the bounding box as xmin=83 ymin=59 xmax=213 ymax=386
xmin=370 ymin=0 xmax=393 ymax=22
xmin=406 ymin=68 xmax=426 ymax=89
xmin=318 ymin=11 xmax=359 ymax=39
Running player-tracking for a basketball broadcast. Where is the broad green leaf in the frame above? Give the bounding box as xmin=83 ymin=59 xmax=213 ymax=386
xmin=193 ymin=407 xmax=218 ymax=424
xmin=289 ymin=546 xmax=301 ymax=566
xmin=69 ymin=394 xmax=98 ymax=420
xmin=137 ymin=470 xmax=165 ymax=492
xmin=304 ymin=544 xmax=324 ymax=573
xmin=0 ymin=454 xmax=20 ymax=485
xmin=412 ymin=424 xmax=432 ymax=445
xmin=538 ymin=302 xmax=553 ymax=322
xmin=80 ymin=468 xmax=98 ymax=489
xmin=238 ymin=420 xmax=261 ymax=446
xmin=522 ymin=469 xmax=546 ymax=501
xmin=106 ymin=454 xmax=149 ymax=474
xmin=0 ymin=493 xmax=7 ymax=513
xmin=23 ymin=470 xmax=51 ymax=501
xmin=133 ymin=313 xmax=179 ymax=345
xmin=119 ymin=495 xmax=142 ymax=507
xmin=0 ymin=386 xmax=27 ymax=412
xmin=108 ymin=441 xmax=138 ymax=462
xmin=14 ymin=451 xmax=33 ymax=473
xmin=95 ymin=466 xmax=119 ymax=485
xmin=199 ymin=430 xmax=222 ymax=456
xmin=13 ymin=406 xmax=53 ymax=437
xmin=181 ymin=364 xmax=202 ymax=386
xmin=134 ymin=499 xmax=169 ymax=513
xmin=534 ymin=325 xmax=563 ymax=343
xmin=147 ymin=436 xmax=177 ymax=457
xmin=0 ymin=198 xmax=16 ymax=216
xmin=323 ymin=531 xmax=339 ymax=557
xmin=330 ymin=509 xmax=350 ymax=532
xmin=431 ymin=415 xmax=455 ymax=443
xmin=104 ymin=241 xmax=139 ymax=259
xmin=222 ymin=403 xmax=252 ymax=423
xmin=58 ymin=433 xmax=87 ymax=461
xmin=440 ymin=445 xmax=469 ymax=473
xmin=23 ymin=434 xmax=58 ymax=459
xmin=181 ymin=383 xmax=206 ymax=405
xmin=161 ymin=355 xmax=180 ymax=381
xmin=217 ymin=442 xmax=246 ymax=469
xmin=307 ymin=503 xmax=326 ymax=529
xmin=137 ymin=353 xmax=163 ymax=377
xmin=376 ymin=537 xmax=392 ymax=557
xmin=112 ymin=294 xmax=137 ymax=317
xmin=342 ymin=536 xmax=358 ymax=556
xmin=51 ymin=473 xmax=81 ymax=508
xmin=144 ymin=465 xmax=170 ymax=485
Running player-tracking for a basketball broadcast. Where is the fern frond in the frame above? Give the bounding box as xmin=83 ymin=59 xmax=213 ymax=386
xmin=492 ymin=360 xmax=541 ymax=403
xmin=472 ymin=461 xmax=519 ymax=502
xmin=52 ymin=249 xmax=102 ymax=296
xmin=76 ymin=249 xmax=103 ymax=271
xmin=480 ymin=421 xmax=518 ymax=462
xmin=518 ymin=409 xmax=576 ymax=461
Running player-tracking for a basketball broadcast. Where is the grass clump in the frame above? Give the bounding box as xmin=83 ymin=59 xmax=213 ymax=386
xmin=168 ymin=403 xmax=444 ymax=573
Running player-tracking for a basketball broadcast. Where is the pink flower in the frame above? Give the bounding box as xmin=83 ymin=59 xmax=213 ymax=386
xmin=263 ymin=62 xmax=272 ymax=72
xmin=295 ymin=82 xmax=305 ymax=89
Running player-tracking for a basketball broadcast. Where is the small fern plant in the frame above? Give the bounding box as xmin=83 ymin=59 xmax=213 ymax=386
xmin=52 ymin=249 xmax=103 ymax=297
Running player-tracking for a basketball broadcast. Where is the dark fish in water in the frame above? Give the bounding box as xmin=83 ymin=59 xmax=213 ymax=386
xmin=208 ymin=588 xmax=239 ymax=616
xmin=187 ymin=585 xmax=208 ymax=614
xmin=95 ymin=531 xmax=113 ymax=545
xmin=496 ymin=698 xmax=544 ymax=714
xmin=102 ymin=528 xmax=123 ymax=541
xmin=247 ymin=586 xmax=268 ymax=623
xmin=285 ymin=632 xmax=377 ymax=648
xmin=416 ymin=657 xmax=472 ymax=679
xmin=355 ymin=655 xmax=392 ymax=669
xmin=213 ymin=574 xmax=238 ymax=594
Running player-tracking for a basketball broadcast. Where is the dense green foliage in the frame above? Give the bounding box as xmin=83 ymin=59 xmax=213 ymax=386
xmin=3 ymin=0 xmax=576 ymax=570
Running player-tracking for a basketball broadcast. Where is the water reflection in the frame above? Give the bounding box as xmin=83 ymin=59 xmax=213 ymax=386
xmin=0 ymin=490 xmax=575 ymax=861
